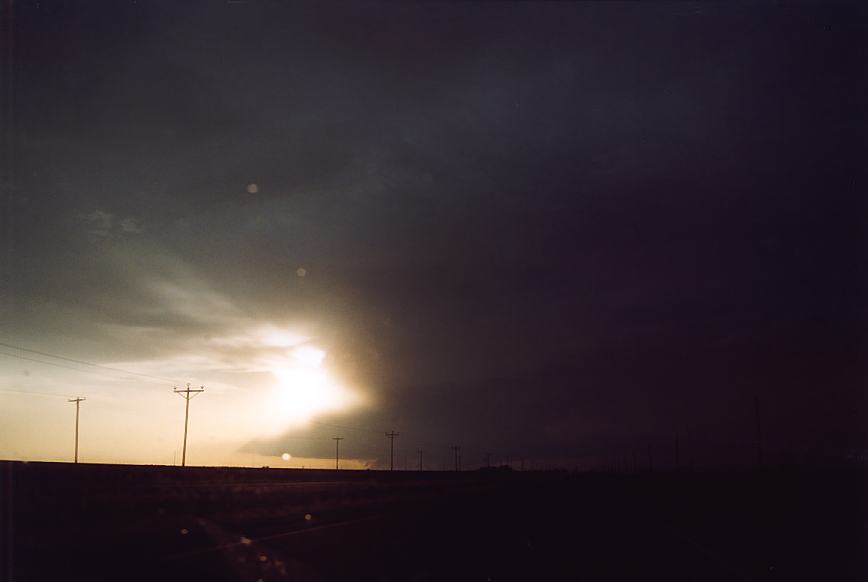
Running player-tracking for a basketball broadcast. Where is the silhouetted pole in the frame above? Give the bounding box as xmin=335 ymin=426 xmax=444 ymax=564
xmin=675 ymin=432 xmax=680 ymax=470
xmin=484 ymin=451 xmax=491 ymax=468
xmin=418 ymin=448 xmax=424 ymax=471
xmin=450 ymin=445 xmax=460 ymax=471
xmin=68 ymin=397 xmax=85 ymax=463
xmin=754 ymin=395 xmax=764 ymax=469
xmin=333 ymin=437 xmax=344 ymax=470
xmin=647 ymin=444 xmax=653 ymax=472
xmin=385 ymin=431 xmax=399 ymax=471
xmin=174 ymin=383 xmax=205 ymax=467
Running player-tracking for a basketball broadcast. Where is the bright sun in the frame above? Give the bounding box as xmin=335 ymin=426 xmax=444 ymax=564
xmin=267 ymin=345 xmax=356 ymax=426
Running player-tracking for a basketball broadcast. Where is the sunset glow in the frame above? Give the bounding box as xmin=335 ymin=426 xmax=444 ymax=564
xmin=265 ymin=344 xmax=360 ymax=428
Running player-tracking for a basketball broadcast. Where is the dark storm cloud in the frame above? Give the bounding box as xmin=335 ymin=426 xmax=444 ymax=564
xmin=5 ymin=1 xmax=866 ymax=463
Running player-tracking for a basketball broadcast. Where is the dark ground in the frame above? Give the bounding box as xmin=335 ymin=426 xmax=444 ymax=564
xmin=0 ymin=461 xmax=864 ymax=581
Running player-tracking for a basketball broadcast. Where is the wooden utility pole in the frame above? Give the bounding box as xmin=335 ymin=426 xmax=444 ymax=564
xmin=174 ymin=383 xmax=205 ymax=467
xmin=451 ymin=445 xmax=461 ymax=471
xmin=68 ymin=397 xmax=85 ymax=463
xmin=333 ymin=437 xmax=344 ymax=470
xmin=418 ymin=448 xmax=424 ymax=471
xmin=754 ymin=395 xmax=764 ymax=469
xmin=385 ymin=431 xmax=399 ymax=471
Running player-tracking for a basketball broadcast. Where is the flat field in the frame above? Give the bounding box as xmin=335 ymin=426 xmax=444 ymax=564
xmin=0 ymin=461 xmax=864 ymax=581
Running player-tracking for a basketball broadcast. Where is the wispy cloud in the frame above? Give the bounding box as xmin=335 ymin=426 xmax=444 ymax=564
xmin=80 ymin=209 xmax=145 ymax=240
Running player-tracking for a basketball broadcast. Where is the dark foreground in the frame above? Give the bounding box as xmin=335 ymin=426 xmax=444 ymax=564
xmin=0 ymin=461 xmax=864 ymax=581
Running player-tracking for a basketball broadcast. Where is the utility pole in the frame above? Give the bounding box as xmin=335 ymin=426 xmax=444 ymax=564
xmin=385 ymin=431 xmax=399 ymax=471
xmin=754 ymin=395 xmax=764 ymax=469
xmin=418 ymin=448 xmax=424 ymax=471
xmin=174 ymin=383 xmax=205 ymax=467
xmin=68 ymin=397 xmax=85 ymax=463
xmin=675 ymin=431 xmax=680 ymax=470
xmin=333 ymin=437 xmax=344 ymax=470
xmin=450 ymin=445 xmax=461 ymax=471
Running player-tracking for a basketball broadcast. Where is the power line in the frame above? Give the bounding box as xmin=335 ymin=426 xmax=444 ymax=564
xmin=310 ymin=419 xmax=381 ymax=435
xmin=0 ymin=340 xmax=177 ymax=383
xmin=0 ymin=350 xmax=106 ymax=376
xmin=313 ymin=420 xmax=483 ymax=467
xmin=0 ymin=349 xmax=173 ymax=389
xmin=0 ymin=388 xmax=77 ymax=399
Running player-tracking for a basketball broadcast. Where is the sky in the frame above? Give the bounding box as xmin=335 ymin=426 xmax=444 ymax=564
xmin=0 ymin=1 xmax=865 ymax=469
